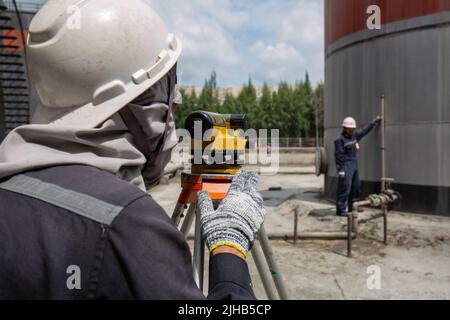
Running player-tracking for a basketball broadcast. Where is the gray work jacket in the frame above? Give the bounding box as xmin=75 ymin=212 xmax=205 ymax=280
xmin=0 ymin=165 xmax=255 ymax=300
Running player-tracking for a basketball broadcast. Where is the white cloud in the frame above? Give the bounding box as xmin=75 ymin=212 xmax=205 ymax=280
xmin=144 ymin=0 xmax=324 ymax=86
xmin=145 ymin=0 xmax=244 ymax=85
xmin=280 ymin=0 xmax=324 ymax=49
xmin=35 ymin=0 xmax=324 ymax=85
xmin=247 ymin=0 xmax=324 ymax=84
xmin=196 ymin=0 xmax=248 ymax=30
xmin=250 ymin=41 xmax=306 ymax=82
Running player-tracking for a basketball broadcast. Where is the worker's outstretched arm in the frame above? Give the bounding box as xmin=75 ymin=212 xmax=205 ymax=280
xmin=355 ymin=116 xmax=382 ymax=141
xmin=198 ymin=170 xmax=267 ymax=300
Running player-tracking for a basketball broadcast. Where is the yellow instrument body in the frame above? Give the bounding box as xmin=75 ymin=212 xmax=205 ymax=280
xmin=185 ymin=111 xmax=248 ymax=175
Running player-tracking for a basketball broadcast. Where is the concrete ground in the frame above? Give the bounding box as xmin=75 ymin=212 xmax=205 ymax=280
xmin=150 ymin=168 xmax=450 ymax=300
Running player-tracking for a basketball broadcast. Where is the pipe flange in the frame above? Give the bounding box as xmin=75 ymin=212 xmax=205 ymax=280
xmin=315 ymin=147 xmax=328 ymax=176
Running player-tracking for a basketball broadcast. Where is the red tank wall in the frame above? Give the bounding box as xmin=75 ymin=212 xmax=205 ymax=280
xmin=325 ymin=0 xmax=450 ymax=47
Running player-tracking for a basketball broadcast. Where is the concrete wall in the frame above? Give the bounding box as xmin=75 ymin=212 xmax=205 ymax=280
xmin=278 ymin=149 xmax=315 ymax=166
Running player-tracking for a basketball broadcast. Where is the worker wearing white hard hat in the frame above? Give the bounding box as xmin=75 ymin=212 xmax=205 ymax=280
xmin=334 ymin=115 xmax=382 ymax=216
xmin=0 ymin=0 xmax=262 ymax=300
xmin=342 ymin=117 xmax=357 ymax=129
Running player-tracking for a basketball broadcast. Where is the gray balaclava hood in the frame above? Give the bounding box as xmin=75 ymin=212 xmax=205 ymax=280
xmin=0 ymin=71 xmax=178 ymax=190
xmin=0 ymin=114 xmax=148 ymax=189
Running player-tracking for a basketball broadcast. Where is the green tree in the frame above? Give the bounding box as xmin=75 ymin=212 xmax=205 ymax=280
xmin=175 ymin=87 xmax=198 ymax=129
xmin=237 ymin=78 xmax=257 ymax=115
xmin=272 ymin=82 xmax=295 ymax=137
xmin=175 ymin=71 xmax=322 ymax=138
xmin=221 ymin=92 xmax=238 ymax=114
xmin=313 ymin=82 xmax=325 ymax=139
xmin=252 ymin=82 xmax=272 ymax=130
xmin=198 ymin=71 xmax=220 ymax=111
xmin=300 ymin=72 xmax=315 ymax=137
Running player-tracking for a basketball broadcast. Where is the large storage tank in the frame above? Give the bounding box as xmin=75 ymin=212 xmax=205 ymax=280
xmin=324 ymin=0 xmax=450 ymax=215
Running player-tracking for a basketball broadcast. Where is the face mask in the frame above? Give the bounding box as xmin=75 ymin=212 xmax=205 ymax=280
xmin=119 ymin=65 xmax=178 ymax=189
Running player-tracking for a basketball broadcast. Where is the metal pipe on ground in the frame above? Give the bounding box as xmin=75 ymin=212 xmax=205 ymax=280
xmin=383 ymin=205 xmax=388 ymax=245
xmin=293 ymin=207 xmax=299 ymax=245
xmin=348 ymin=214 xmax=352 ymax=257
xmin=348 ymin=200 xmax=372 ymax=257
xmin=353 ymin=200 xmax=372 ymax=213
xmin=274 ymin=232 xmax=357 ymax=241
xmin=188 ymin=232 xmax=358 ymax=241
xmin=380 ymin=94 xmax=386 ymax=192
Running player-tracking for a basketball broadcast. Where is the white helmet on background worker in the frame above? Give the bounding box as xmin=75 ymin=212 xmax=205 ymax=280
xmin=27 ymin=0 xmax=182 ymax=129
xmin=342 ymin=117 xmax=357 ymax=129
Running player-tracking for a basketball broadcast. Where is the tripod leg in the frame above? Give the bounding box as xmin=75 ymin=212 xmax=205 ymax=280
xmin=347 ymin=214 xmax=352 ymax=258
xmin=180 ymin=204 xmax=196 ymax=236
xmin=172 ymin=203 xmax=186 ymax=227
xmin=383 ymin=205 xmax=388 ymax=245
xmin=258 ymin=226 xmax=289 ymax=300
xmin=193 ymin=207 xmax=205 ymax=290
xmin=251 ymin=243 xmax=278 ymax=300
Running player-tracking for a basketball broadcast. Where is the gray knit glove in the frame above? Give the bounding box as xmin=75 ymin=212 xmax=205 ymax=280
xmin=197 ymin=170 xmax=266 ymax=258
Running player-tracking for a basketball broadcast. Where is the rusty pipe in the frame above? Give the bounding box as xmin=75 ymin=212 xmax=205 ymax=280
xmin=352 ymin=199 xmax=372 ymax=212
xmin=293 ymin=207 xmax=299 ymax=245
xmin=285 ymin=232 xmax=357 ymax=240
xmin=190 ymin=232 xmax=358 ymax=241
xmin=380 ymin=94 xmax=386 ymax=192
xmin=383 ymin=205 xmax=388 ymax=245
xmin=347 ymin=214 xmax=352 ymax=257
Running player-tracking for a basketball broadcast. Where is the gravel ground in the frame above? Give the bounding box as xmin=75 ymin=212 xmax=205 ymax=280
xmin=150 ymin=170 xmax=450 ymax=300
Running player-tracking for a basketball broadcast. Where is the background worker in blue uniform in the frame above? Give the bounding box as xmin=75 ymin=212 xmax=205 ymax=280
xmin=0 ymin=0 xmax=265 ymax=300
xmin=334 ymin=116 xmax=382 ymax=216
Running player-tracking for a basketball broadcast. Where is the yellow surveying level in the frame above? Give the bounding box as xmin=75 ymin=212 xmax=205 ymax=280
xmin=185 ymin=111 xmax=249 ymax=175
xmin=174 ymin=111 xmax=288 ymax=300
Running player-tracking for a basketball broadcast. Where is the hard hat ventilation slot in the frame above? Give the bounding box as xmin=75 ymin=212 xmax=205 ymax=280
xmin=148 ymin=50 xmax=169 ymax=78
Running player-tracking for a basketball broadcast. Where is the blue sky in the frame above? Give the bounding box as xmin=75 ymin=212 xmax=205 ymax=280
xmin=23 ymin=0 xmax=324 ymax=87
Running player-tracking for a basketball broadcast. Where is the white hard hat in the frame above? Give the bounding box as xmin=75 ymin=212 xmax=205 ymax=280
xmin=342 ymin=117 xmax=357 ymax=128
xmin=27 ymin=0 xmax=182 ymax=128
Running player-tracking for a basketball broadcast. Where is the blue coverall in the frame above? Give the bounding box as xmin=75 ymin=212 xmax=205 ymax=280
xmin=334 ymin=121 xmax=377 ymax=215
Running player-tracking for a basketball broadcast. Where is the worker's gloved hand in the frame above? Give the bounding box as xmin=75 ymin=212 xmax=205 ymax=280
xmin=198 ymin=170 xmax=266 ymax=259
xmin=373 ymin=116 xmax=382 ymax=125
xmin=338 ymin=171 xmax=346 ymax=178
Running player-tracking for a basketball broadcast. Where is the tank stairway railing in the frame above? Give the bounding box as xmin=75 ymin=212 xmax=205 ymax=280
xmin=0 ymin=1 xmax=30 ymax=136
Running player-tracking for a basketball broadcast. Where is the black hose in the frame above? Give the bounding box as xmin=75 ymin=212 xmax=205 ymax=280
xmin=11 ymin=0 xmax=30 ymax=124
xmin=11 ymin=0 xmax=27 ymax=57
